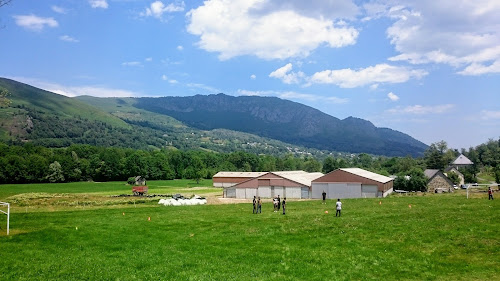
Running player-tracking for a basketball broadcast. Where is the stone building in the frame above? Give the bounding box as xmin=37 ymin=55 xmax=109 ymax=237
xmin=424 ymin=169 xmax=454 ymax=193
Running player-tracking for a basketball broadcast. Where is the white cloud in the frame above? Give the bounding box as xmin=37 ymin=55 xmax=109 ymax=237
xmin=457 ymin=60 xmax=500 ymax=76
xmin=386 ymin=104 xmax=455 ymax=115
xmin=269 ymin=63 xmax=305 ymax=84
xmin=5 ymin=77 xmax=138 ymax=97
xmin=145 ymin=57 xmax=153 ymax=62
xmin=59 ymin=35 xmax=79 ymax=43
xmin=141 ymin=1 xmax=185 ymax=19
xmin=89 ymin=0 xmax=108 ymax=9
xmin=187 ymin=0 xmax=359 ymax=60
xmin=177 ymin=45 xmax=184 ymax=51
xmin=237 ymin=89 xmax=348 ymax=104
xmin=161 ymin=75 xmax=178 ymax=84
xmin=13 ymin=14 xmax=58 ymax=31
xmin=250 ymin=74 xmax=256 ymax=80
xmin=480 ymin=110 xmax=500 ymax=120
xmin=309 ymin=64 xmax=427 ymax=88
xmin=387 ymin=92 xmax=399 ymax=101
xmin=52 ymin=6 xmax=67 ymax=14
xmin=374 ymin=0 xmax=500 ymax=75
xmin=122 ymin=61 xmax=143 ymax=67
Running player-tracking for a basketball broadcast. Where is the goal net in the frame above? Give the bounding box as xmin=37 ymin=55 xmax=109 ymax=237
xmin=0 ymin=202 xmax=9 ymax=235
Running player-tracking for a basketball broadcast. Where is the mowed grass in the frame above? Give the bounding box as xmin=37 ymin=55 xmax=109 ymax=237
xmin=0 ymin=185 xmax=499 ymax=280
xmin=0 ymin=179 xmax=214 ymax=200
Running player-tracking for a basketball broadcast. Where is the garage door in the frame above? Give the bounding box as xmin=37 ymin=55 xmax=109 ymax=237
xmin=361 ymin=185 xmax=378 ymax=198
xmin=226 ymin=188 xmax=236 ymax=198
xmin=246 ymin=188 xmax=257 ymax=199
xmin=285 ymin=187 xmax=301 ymax=198
xmin=311 ymin=183 xmax=328 ymax=199
xmin=258 ymin=186 xmax=271 ymax=198
xmin=236 ymin=188 xmax=246 ymax=198
xmin=301 ymin=187 xmax=310 ymax=199
xmin=328 ymin=183 xmax=361 ymax=198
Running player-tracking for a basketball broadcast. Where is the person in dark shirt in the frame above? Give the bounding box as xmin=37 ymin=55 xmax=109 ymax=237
xmin=282 ymin=197 xmax=286 ymax=215
xmin=488 ymin=187 xmax=494 ymax=200
xmin=257 ymin=197 xmax=262 ymax=213
xmin=252 ymin=196 xmax=257 ymax=214
xmin=277 ymin=195 xmax=281 ymax=211
xmin=322 ymin=190 xmax=326 ymax=204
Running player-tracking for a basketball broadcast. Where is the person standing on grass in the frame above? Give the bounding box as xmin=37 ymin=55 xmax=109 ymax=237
xmin=273 ymin=196 xmax=278 ymax=212
xmin=253 ymin=196 xmax=257 ymax=214
xmin=277 ymin=195 xmax=281 ymax=211
xmin=322 ymin=190 xmax=326 ymax=204
xmin=488 ymin=187 xmax=494 ymax=200
xmin=257 ymin=197 xmax=262 ymax=213
xmin=282 ymin=197 xmax=286 ymax=215
xmin=336 ymin=198 xmax=342 ymax=217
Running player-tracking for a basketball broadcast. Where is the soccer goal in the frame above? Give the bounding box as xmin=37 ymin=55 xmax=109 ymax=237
xmin=0 ymin=202 xmax=9 ymax=235
xmin=466 ymin=184 xmax=499 ymax=199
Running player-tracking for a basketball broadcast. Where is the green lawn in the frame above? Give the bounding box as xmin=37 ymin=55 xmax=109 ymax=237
xmin=0 ymin=184 xmax=498 ymax=280
xmin=0 ymin=179 xmax=214 ymax=200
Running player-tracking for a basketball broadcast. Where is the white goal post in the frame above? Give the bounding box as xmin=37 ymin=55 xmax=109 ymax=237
xmin=466 ymin=184 xmax=499 ymax=199
xmin=0 ymin=202 xmax=9 ymax=235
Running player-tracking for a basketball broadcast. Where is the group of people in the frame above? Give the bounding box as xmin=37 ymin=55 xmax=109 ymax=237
xmin=252 ymin=196 xmax=262 ymax=214
xmin=252 ymin=193 xmax=343 ymax=216
xmin=252 ymin=195 xmax=286 ymax=215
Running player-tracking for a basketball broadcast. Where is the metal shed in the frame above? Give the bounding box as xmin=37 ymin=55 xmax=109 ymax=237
xmin=311 ymin=168 xmax=393 ymax=199
xmin=223 ymin=171 xmax=323 ymax=199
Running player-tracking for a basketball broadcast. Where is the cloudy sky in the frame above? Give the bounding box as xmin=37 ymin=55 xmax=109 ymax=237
xmin=1 ymin=0 xmax=499 ymax=150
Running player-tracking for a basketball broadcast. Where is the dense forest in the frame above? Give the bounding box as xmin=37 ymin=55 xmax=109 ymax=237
xmin=1 ymin=138 xmax=498 ymax=190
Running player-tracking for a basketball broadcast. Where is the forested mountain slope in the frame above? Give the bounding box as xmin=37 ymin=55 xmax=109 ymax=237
xmin=133 ymin=94 xmax=427 ymax=157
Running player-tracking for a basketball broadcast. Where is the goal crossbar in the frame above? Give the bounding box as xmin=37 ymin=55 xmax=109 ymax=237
xmin=0 ymin=202 xmax=9 ymax=235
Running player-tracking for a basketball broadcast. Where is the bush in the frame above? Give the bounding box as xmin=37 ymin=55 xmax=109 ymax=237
xmin=127 ymin=177 xmax=136 ymax=185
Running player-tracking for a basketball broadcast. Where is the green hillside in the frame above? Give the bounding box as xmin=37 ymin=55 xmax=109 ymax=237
xmin=0 ymin=78 xmax=328 ymax=156
xmin=0 ymin=78 xmax=129 ymax=128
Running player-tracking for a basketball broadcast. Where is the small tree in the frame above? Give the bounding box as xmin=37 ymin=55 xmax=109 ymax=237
xmin=447 ymin=172 xmax=460 ymax=185
xmin=47 ymin=161 xmax=65 ymax=183
xmin=0 ymin=88 xmax=11 ymax=107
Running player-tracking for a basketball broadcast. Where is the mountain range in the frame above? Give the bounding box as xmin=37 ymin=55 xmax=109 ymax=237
xmin=0 ymin=78 xmax=427 ymax=157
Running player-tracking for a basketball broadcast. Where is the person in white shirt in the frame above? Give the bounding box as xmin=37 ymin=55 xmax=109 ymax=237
xmin=335 ymin=198 xmax=342 ymax=217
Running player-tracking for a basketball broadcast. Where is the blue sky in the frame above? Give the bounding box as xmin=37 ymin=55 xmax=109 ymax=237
xmin=1 ymin=0 xmax=499 ymax=150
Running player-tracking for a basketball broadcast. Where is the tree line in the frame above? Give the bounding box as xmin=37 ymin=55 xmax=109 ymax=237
xmin=0 ymin=138 xmax=498 ymax=190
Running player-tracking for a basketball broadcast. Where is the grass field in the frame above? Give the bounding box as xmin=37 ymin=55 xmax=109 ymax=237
xmin=0 ymin=181 xmax=499 ymax=280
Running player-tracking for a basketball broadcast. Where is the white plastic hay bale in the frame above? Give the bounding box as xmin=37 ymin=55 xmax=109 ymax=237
xmin=159 ymin=197 xmax=207 ymax=206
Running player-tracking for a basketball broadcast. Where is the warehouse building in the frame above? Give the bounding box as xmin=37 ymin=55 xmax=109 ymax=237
xmin=223 ymin=171 xmax=324 ymax=199
xmin=212 ymin=171 xmax=266 ymax=187
xmin=311 ymin=168 xmax=393 ymax=199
